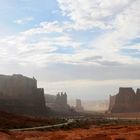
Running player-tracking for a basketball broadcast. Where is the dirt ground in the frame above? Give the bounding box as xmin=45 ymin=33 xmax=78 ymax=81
xmin=0 ymin=125 xmax=140 ymax=140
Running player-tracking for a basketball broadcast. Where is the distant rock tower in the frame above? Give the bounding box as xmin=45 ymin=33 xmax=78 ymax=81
xmin=63 ymin=92 xmax=67 ymax=105
xmin=108 ymin=95 xmax=116 ymax=113
xmin=45 ymin=91 xmax=75 ymax=114
xmin=75 ymin=99 xmax=84 ymax=112
xmin=55 ymin=92 xmax=67 ymax=105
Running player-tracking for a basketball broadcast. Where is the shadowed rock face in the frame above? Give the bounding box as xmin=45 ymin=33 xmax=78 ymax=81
xmin=75 ymin=99 xmax=84 ymax=112
xmin=109 ymin=87 xmax=140 ymax=113
xmin=0 ymin=74 xmax=48 ymax=117
xmin=135 ymin=88 xmax=140 ymax=111
xmin=45 ymin=93 xmax=77 ymax=115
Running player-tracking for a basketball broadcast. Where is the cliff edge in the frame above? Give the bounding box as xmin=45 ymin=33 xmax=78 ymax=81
xmin=0 ymin=74 xmax=49 ymax=117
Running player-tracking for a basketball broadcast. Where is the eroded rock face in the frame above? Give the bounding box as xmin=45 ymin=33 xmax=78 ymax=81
xmin=109 ymin=87 xmax=140 ymax=113
xmin=45 ymin=93 xmax=76 ymax=115
xmin=108 ymin=95 xmax=116 ymax=112
xmin=75 ymin=99 xmax=84 ymax=112
xmin=135 ymin=88 xmax=140 ymax=111
xmin=0 ymin=74 xmax=48 ymax=117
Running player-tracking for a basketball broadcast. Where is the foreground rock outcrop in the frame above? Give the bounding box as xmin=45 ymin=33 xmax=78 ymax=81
xmin=108 ymin=87 xmax=140 ymax=113
xmin=0 ymin=74 xmax=49 ymax=117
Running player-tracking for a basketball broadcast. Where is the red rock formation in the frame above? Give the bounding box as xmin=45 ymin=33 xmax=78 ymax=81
xmin=0 ymin=74 xmax=49 ymax=117
xmin=75 ymin=99 xmax=84 ymax=112
xmin=109 ymin=87 xmax=140 ymax=113
xmin=45 ymin=92 xmax=76 ymax=115
xmin=135 ymin=88 xmax=140 ymax=111
xmin=108 ymin=95 xmax=116 ymax=113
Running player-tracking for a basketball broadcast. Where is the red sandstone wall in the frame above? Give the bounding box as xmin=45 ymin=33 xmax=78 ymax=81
xmin=0 ymin=74 xmax=47 ymax=117
xmin=109 ymin=87 xmax=140 ymax=113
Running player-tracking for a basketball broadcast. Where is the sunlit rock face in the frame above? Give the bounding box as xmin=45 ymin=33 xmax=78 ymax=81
xmin=0 ymin=74 xmax=48 ymax=117
xmin=135 ymin=88 xmax=140 ymax=111
xmin=108 ymin=95 xmax=116 ymax=112
xmin=108 ymin=87 xmax=140 ymax=113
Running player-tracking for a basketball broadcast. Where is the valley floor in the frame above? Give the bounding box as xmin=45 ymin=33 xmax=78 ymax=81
xmin=1 ymin=124 xmax=140 ymax=140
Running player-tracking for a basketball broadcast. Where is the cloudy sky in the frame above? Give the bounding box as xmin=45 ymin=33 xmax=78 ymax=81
xmin=0 ymin=0 xmax=140 ymax=100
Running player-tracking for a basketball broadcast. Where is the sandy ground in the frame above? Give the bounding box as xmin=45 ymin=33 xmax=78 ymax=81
xmin=0 ymin=125 xmax=140 ymax=140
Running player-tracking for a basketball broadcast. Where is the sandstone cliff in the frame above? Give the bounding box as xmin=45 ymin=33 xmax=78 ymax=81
xmin=135 ymin=88 xmax=140 ymax=111
xmin=108 ymin=95 xmax=116 ymax=112
xmin=108 ymin=87 xmax=140 ymax=113
xmin=0 ymin=74 xmax=48 ymax=117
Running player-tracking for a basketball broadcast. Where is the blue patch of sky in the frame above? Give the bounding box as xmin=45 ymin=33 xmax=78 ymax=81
xmin=70 ymin=28 xmax=103 ymax=42
xmin=120 ymin=48 xmax=140 ymax=58
xmin=126 ymin=38 xmax=140 ymax=46
xmin=54 ymin=46 xmax=75 ymax=54
xmin=26 ymin=32 xmax=65 ymax=44
xmin=67 ymin=27 xmax=107 ymax=49
xmin=43 ymin=32 xmax=65 ymax=38
xmin=0 ymin=0 xmax=70 ymax=33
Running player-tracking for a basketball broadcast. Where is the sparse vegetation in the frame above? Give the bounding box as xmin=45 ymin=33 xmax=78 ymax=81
xmin=0 ymin=111 xmax=66 ymax=129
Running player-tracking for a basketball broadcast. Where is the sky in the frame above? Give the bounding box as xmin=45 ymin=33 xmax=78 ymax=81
xmin=0 ymin=0 xmax=140 ymax=100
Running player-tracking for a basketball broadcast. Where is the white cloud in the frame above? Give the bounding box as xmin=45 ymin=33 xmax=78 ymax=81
xmin=0 ymin=27 xmax=84 ymax=67
xmin=39 ymin=79 xmax=140 ymax=100
xmin=57 ymin=0 xmax=136 ymax=29
xmin=23 ymin=21 xmax=71 ymax=35
xmin=0 ymin=0 xmax=140 ymax=100
xmin=14 ymin=17 xmax=34 ymax=25
xmin=0 ymin=0 xmax=139 ymax=76
xmin=89 ymin=0 xmax=140 ymax=63
xmin=39 ymin=79 xmax=140 ymax=95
